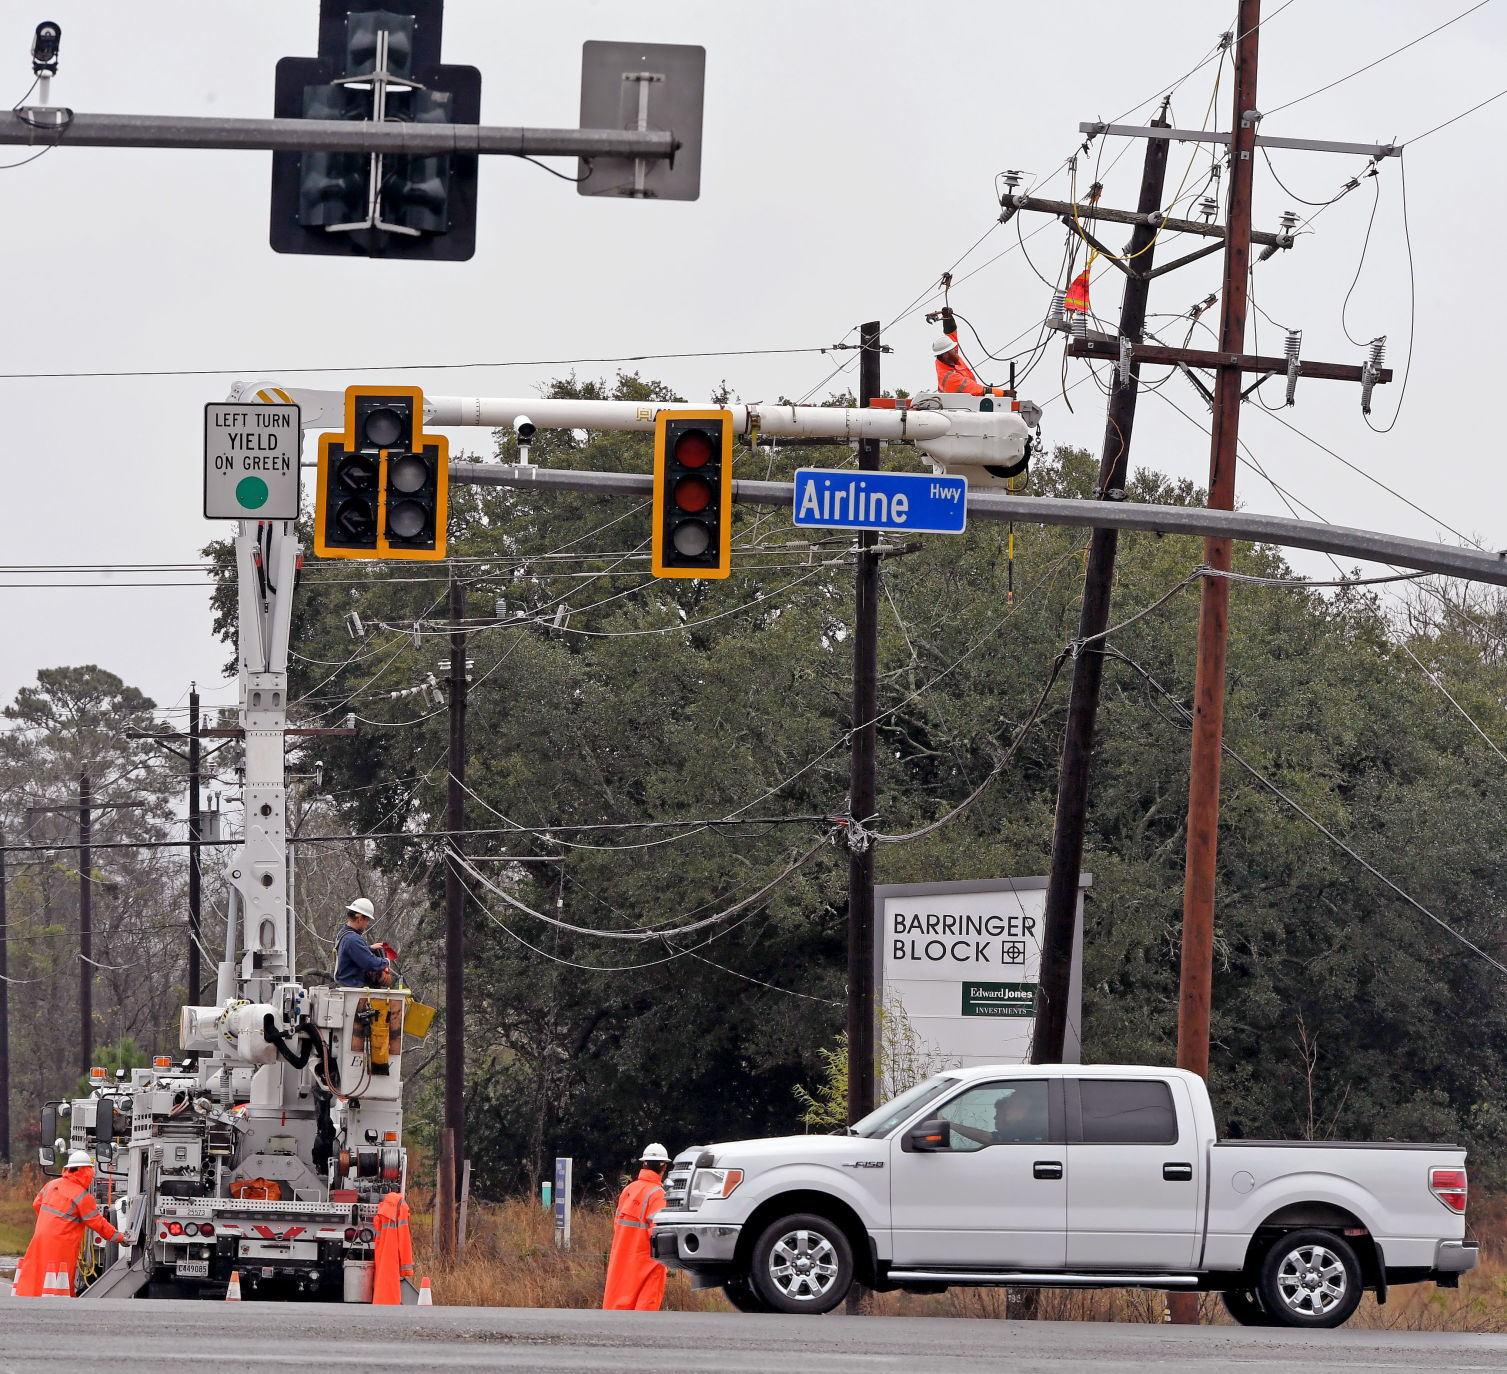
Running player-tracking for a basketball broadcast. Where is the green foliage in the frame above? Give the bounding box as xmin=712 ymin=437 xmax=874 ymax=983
xmin=203 ymin=371 xmax=1507 ymax=1197
xmin=75 ymin=1037 xmax=150 ymax=1097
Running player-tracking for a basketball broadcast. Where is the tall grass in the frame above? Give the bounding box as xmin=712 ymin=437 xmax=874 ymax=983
xmin=3 ymin=1164 xmax=1502 ymax=1328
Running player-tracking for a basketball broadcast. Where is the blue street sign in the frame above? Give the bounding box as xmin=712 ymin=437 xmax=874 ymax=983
xmin=791 ymin=468 xmax=967 ymax=535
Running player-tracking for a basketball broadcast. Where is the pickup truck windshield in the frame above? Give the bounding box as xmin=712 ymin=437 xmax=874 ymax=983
xmin=850 ymin=1076 xmax=957 ymax=1138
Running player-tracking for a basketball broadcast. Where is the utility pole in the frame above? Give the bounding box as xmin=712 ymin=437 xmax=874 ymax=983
xmin=0 ymin=827 xmax=9 ymax=1164
xmin=79 ymin=765 xmax=92 ymax=1076
xmin=1034 ymin=108 xmax=1172 ymax=1065
xmin=188 ymin=685 xmax=202 ymax=1002
xmin=442 ymin=566 xmax=468 ymax=1256
xmin=1180 ymin=0 xmax=1260 ymax=1086
xmin=846 ymin=320 xmax=883 ymax=1130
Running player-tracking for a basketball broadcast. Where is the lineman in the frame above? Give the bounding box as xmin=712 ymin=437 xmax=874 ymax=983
xmin=372 ymin=1186 xmax=414 ymax=1304
xmin=928 ymin=305 xmax=988 ymax=397
xmin=602 ymin=1143 xmax=671 ymax=1311
xmin=334 ymin=896 xmax=392 ymax=988
xmin=14 ymin=1150 xmax=129 ymax=1297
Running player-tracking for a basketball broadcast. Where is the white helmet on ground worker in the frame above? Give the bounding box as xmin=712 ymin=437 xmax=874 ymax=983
xmin=933 ymin=335 xmax=960 ymax=356
xmin=65 ymin=1150 xmax=93 ymax=1170
xmin=640 ymin=1143 xmax=670 ymax=1164
xmin=346 ymin=897 xmax=376 ymax=921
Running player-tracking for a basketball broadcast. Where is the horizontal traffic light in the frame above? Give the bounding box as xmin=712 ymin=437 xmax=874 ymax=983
xmin=314 ymin=386 xmax=448 ymax=561
xmin=652 ymin=410 xmax=733 ymax=579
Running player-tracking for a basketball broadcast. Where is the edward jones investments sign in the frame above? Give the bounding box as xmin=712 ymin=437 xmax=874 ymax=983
xmin=875 ymin=876 xmax=1088 ymax=1072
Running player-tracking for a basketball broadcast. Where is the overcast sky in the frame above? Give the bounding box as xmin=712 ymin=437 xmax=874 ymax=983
xmin=2 ymin=0 xmax=1503 ymax=723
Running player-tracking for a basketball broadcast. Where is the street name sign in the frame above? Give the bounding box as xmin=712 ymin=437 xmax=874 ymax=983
xmin=204 ymin=402 xmax=301 ymax=520
xmin=791 ymin=468 xmax=967 ymax=535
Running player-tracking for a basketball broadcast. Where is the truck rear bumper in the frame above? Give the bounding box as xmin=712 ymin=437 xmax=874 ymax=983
xmin=1434 ymin=1240 xmax=1479 ymax=1275
xmin=650 ymin=1222 xmax=741 ymax=1271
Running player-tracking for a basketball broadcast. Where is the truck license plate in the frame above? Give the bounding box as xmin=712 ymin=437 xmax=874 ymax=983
xmin=175 ymin=1259 xmax=209 ymax=1278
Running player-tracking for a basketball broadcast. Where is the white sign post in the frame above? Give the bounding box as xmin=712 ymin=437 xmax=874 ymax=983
xmin=204 ymin=402 xmax=301 ymax=520
xmin=874 ymin=876 xmax=1088 ymax=1080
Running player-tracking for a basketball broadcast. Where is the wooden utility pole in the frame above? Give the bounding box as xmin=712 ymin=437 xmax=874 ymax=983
xmin=0 ymin=827 xmax=9 ymax=1164
xmin=188 ymin=685 xmax=203 ymax=1002
xmin=1034 ymin=108 xmax=1172 ymax=1065
xmin=1179 ymin=0 xmax=1261 ymax=1083
xmin=443 ymin=566 xmax=468 ymax=1248
xmin=79 ymin=765 xmax=92 ymax=1076
xmin=846 ymin=319 xmax=883 ymax=1129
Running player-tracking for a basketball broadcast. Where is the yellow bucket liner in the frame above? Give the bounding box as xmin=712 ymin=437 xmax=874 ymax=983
xmin=403 ymin=999 xmax=438 ymax=1040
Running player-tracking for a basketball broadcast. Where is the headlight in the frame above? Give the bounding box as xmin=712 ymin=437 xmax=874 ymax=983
xmin=687 ymin=1167 xmax=743 ymax=1209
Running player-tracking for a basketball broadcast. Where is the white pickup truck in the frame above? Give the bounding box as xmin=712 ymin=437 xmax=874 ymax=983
xmin=650 ymin=1063 xmax=1475 ymax=1328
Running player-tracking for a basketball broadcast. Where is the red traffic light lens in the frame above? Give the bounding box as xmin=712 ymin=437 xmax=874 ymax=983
xmin=673 ymin=475 xmax=712 ymax=513
xmin=673 ymin=430 xmax=713 ymax=469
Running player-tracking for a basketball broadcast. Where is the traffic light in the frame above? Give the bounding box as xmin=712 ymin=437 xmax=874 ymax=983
xmin=652 ymin=410 xmax=733 ymax=579
xmin=270 ymin=3 xmax=481 ymax=260
xmin=314 ymin=386 xmax=448 ymax=560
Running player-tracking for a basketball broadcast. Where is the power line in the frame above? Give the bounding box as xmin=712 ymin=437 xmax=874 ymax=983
xmin=1264 ymin=1 xmax=1495 ymax=117
xmin=1405 ymin=87 xmax=1507 ymax=146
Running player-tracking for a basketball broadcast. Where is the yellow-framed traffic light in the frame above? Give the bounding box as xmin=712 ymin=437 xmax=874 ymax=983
xmin=651 ymin=409 xmax=733 ymax=579
xmin=314 ymin=386 xmax=449 ymax=560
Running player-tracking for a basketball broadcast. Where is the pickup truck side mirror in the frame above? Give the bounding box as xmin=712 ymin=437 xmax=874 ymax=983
xmin=903 ymin=1118 xmax=951 ymax=1152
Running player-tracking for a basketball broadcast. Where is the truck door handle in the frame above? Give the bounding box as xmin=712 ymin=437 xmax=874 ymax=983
xmin=1033 ymin=1161 xmax=1063 ymax=1180
xmin=1163 ymin=1162 xmax=1194 ymax=1181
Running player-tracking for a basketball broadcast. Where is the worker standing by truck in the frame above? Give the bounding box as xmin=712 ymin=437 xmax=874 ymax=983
xmin=14 ymin=1150 xmax=130 ymax=1297
xmin=603 ymin=1143 xmax=671 ymax=1311
xmin=371 ymin=1187 xmax=414 ymax=1304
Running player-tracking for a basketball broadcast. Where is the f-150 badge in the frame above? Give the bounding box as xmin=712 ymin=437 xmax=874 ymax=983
xmin=840 ymin=1161 xmax=885 ymax=1169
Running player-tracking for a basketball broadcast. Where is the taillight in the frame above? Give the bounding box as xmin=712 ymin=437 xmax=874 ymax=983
xmin=1430 ymin=1166 xmax=1467 ymax=1213
xmin=182 ymin=1223 xmax=199 ymax=1237
xmin=344 ymin=1227 xmax=358 ymax=1242
xmin=358 ymin=1227 xmax=374 ymax=1242
xmin=199 ymin=1223 xmax=214 ymax=1237
xmin=167 ymin=1222 xmax=183 ymax=1236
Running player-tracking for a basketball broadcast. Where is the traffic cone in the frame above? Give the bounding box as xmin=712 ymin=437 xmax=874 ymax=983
xmin=42 ymin=1268 xmax=71 ymax=1297
xmin=417 ymin=1276 xmax=433 ymax=1306
xmin=226 ymin=1270 xmax=242 ymax=1301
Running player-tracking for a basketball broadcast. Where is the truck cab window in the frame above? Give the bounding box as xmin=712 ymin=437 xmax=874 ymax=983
xmin=1077 ymin=1079 xmax=1177 ymax=1144
xmin=938 ymin=1081 xmax=1050 ymax=1149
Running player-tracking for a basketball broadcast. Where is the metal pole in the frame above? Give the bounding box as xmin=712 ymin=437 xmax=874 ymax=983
xmin=0 ymin=826 xmax=10 ymax=1164
xmin=1035 ymin=110 xmax=1172 ymax=1064
xmin=1180 ymin=0 xmax=1260 ymax=1089
xmin=188 ymin=685 xmax=202 ymax=1003
xmin=79 ymin=765 xmax=92 ymax=1076
xmin=444 ymin=568 xmax=468 ymax=1234
xmin=846 ymin=320 xmax=883 ymax=1127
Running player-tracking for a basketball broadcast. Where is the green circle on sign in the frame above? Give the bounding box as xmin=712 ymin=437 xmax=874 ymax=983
xmin=236 ymin=476 xmax=270 ymax=510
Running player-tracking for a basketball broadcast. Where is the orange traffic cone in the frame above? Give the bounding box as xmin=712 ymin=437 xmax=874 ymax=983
xmin=417 ymin=1276 xmax=433 ymax=1306
xmin=42 ymin=1268 xmax=71 ymax=1298
xmin=226 ymin=1270 xmax=242 ymax=1301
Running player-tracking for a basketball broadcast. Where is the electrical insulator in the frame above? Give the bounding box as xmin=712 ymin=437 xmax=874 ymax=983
xmin=1049 ymin=289 xmax=1067 ymax=329
xmin=1284 ymin=329 xmax=1302 ymax=407
xmin=1198 ymin=195 xmax=1218 ymax=222
xmin=1361 ymin=336 xmax=1386 ymax=415
xmin=1071 ymin=309 xmax=1088 ymax=344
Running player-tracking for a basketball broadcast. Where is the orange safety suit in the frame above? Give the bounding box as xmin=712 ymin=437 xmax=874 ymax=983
xmin=14 ymin=1165 xmax=120 ymax=1297
xmin=934 ymin=307 xmax=986 ymax=397
xmin=602 ymin=1167 xmax=667 ymax=1311
xmin=371 ymin=1190 xmax=414 ymax=1305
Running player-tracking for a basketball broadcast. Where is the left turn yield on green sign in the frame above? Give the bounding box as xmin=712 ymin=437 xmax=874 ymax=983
xmin=204 ymin=402 xmax=301 ymax=520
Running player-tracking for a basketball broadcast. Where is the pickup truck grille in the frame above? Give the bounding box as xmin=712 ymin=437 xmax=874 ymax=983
xmin=661 ymin=1155 xmax=698 ymax=1212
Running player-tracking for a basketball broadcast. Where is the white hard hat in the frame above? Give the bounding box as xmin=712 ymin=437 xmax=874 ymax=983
xmin=640 ymin=1143 xmax=670 ymax=1163
xmin=346 ymin=897 xmax=376 ymax=920
xmin=65 ymin=1150 xmax=93 ymax=1170
xmin=933 ymin=335 xmax=959 ymax=357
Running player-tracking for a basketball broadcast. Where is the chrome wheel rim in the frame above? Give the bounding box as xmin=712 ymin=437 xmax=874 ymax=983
xmin=1275 ymin=1242 xmax=1347 ymax=1317
xmin=767 ymin=1228 xmax=839 ymax=1302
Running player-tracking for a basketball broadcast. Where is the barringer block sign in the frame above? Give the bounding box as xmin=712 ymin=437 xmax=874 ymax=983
xmin=875 ymin=875 xmax=1088 ymax=1073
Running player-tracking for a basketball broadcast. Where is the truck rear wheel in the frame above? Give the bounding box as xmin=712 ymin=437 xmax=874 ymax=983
xmin=1257 ymin=1228 xmax=1363 ymax=1328
xmin=748 ymin=1212 xmax=853 ymax=1315
xmin=722 ymin=1275 xmax=773 ymax=1313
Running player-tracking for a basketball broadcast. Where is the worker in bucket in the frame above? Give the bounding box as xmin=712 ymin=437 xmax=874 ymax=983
xmin=372 ymin=1186 xmax=414 ymax=1304
xmin=927 ymin=304 xmax=989 ymax=397
xmin=602 ymin=1143 xmax=672 ymax=1310
xmin=13 ymin=1150 xmax=130 ymax=1297
xmin=334 ymin=896 xmax=392 ymax=988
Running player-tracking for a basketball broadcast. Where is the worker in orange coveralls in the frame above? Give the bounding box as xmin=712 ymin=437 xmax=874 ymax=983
xmin=372 ymin=1187 xmax=414 ymax=1304
xmin=929 ymin=305 xmax=988 ymax=396
xmin=602 ymin=1143 xmax=671 ymax=1310
xmin=14 ymin=1151 xmax=129 ymax=1297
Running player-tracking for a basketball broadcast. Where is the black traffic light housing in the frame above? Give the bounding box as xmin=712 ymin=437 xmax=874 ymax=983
xmin=652 ymin=410 xmax=733 ymax=579
xmin=315 ymin=386 xmax=448 ymax=560
xmin=270 ymin=2 xmax=480 ymax=260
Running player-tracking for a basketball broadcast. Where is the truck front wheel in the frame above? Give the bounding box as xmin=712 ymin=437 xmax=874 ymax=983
xmin=748 ymin=1212 xmax=853 ymax=1315
xmin=1256 ymin=1228 xmax=1363 ymax=1328
xmin=721 ymin=1275 xmax=773 ymax=1313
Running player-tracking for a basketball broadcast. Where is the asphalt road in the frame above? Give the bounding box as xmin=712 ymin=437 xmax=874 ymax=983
xmin=3 ymin=1300 xmax=1507 ymax=1374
